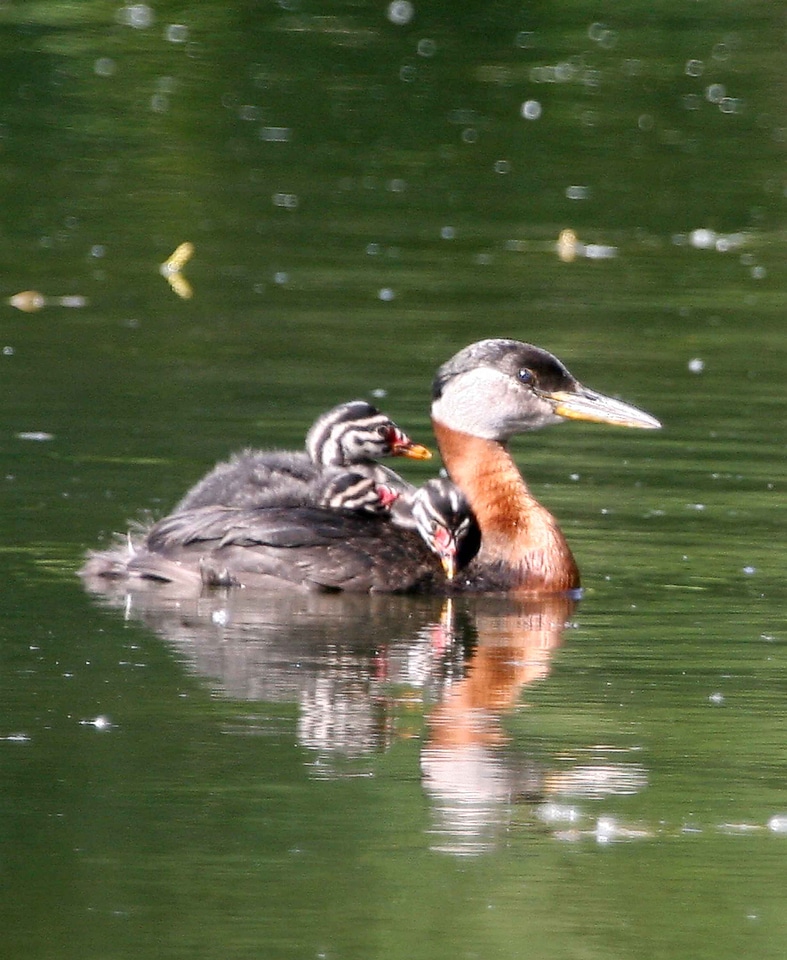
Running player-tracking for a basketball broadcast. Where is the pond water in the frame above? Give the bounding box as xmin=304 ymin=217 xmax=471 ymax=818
xmin=1 ymin=3 xmax=785 ymax=960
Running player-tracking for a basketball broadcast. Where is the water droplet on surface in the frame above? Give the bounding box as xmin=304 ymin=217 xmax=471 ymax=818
xmin=94 ymin=57 xmax=116 ymax=77
xmin=387 ymin=1 xmax=414 ymax=26
xmin=165 ymin=23 xmax=189 ymax=43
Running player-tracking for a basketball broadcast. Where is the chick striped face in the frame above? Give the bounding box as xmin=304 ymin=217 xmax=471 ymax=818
xmin=410 ymin=478 xmax=474 ymax=581
xmin=306 ymin=401 xmax=431 ymax=467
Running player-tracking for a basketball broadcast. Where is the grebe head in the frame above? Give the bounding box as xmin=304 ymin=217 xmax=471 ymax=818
xmin=305 ymin=401 xmax=432 ymax=466
xmin=431 ymin=339 xmax=661 ymax=440
xmin=409 ymin=478 xmax=479 ymax=580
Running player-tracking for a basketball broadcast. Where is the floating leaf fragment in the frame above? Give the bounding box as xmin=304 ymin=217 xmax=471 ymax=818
xmin=159 ymin=242 xmax=194 ymax=298
xmin=7 ymin=291 xmax=88 ymax=312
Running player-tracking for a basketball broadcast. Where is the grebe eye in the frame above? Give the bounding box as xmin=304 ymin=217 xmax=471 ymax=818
xmin=517 ymin=368 xmax=535 ymax=385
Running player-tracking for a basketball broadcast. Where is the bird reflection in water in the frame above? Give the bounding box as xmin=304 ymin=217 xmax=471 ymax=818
xmin=85 ymin=581 xmax=647 ymax=854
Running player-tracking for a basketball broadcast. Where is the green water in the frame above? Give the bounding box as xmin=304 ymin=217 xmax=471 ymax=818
xmin=1 ymin=3 xmax=785 ymax=959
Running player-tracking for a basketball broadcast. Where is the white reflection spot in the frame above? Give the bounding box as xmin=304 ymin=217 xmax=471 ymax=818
xmin=378 ymin=288 xmax=395 ymax=301
xmin=514 ymin=31 xmax=535 ymax=49
xmin=118 ymin=3 xmax=154 ymax=28
xmin=688 ymin=358 xmax=705 ymax=373
xmin=705 ymin=83 xmax=725 ymax=103
xmin=166 ymin=24 xmax=189 ymax=43
xmin=272 ymin=192 xmax=298 ymax=209
xmin=521 ymin=99 xmax=542 ymax=120
xmin=260 ymin=126 xmax=291 ymax=142
xmin=387 ymin=1 xmax=414 ymax=25
xmin=689 ymin=228 xmax=716 ymax=249
xmin=417 ymin=38 xmax=435 ymax=57
xmin=94 ymin=57 xmax=116 ymax=77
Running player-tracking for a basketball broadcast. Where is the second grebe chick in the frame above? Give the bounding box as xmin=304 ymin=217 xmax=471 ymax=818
xmin=390 ymin=477 xmax=480 ymax=581
xmin=175 ymin=400 xmax=431 ymax=513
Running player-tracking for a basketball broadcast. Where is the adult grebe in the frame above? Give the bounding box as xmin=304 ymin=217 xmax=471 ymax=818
xmin=80 ymin=339 xmax=659 ymax=594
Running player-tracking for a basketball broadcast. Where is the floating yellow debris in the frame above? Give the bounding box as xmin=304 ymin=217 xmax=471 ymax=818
xmin=556 ymin=229 xmax=579 ymax=263
xmin=159 ymin=242 xmax=194 ymax=299
xmin=8 ymin=290 xmax=46 ymax=312
xmin=556 ymin=229 xmax=618 ymax=262
xmin=8 ymin=290 xmax=89 ymax=312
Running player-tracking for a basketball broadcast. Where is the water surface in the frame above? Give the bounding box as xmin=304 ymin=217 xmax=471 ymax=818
xmin=1 ymin=3 xmax=785 ymax=959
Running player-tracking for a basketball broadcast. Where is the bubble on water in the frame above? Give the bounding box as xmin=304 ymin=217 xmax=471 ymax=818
xmin=16 ymin=432 xmax=54 ymax=442
xmin=3 ymin=346 xmax=14 ymax=356
xmin=767 ymin=814 xmax=787 ymax=834
xmin=742 ymin=565 xmax=756 ymax=575
xmin=366 ymin=243 xmax=381 ymax=256
xmin=238 ymin=104 xmax=259 ymax=121
xmin=165 ymin=23 xmax=189 ymax=43
xmin=565 ymin=185 xmax=590 ymax=200
xmin=371 ymin=388 xmax=387 ymax=399
xmin=597 ymin=29 xmax=618 ymax=49
xmin=712 ymin=42 xmax=730 ymax=62
xmin=416 ymin=38 xmax=435 ymax=57
xmin=708 ymin=692 xmax=724 ymax=705
xmin=688 ymin=358 xmax=705 ymax=373
xmin=638 ymin=114 xmax=654 ymax=131
xmin=399 ymin=64 xmax=417 ymax=82
xmin=493 ymin=159 xmax=510 ymax=174
xmin=273 ymin=271 xmax=289 ymax=285
xmin=521 ymin=99 xmax=542 ymax=120
xmin=514 ymin=31 xmax=535 ymax=49
xmin=118 ymin=3 xmax=154 ymax=29
xmin=94 ymin=57 xmax=116 ymax=77
xmin=554 ymin=61 xmax=576 ymax=82
xmin=682 ymin=94 xmax=701 ymax=111
xmin=750 ymin=265 xmax=766 ymax=280
xmin=705 ymin=83 xmax=725 ymax=103
xmin=387 ymin=1 xmax=414 ymax=26
xmin=150 ymin=94 xmax=169 ymax=114
xmin=90 ymin=244 xmax=106 ymax=259
xmin=378 ymin=287 xmax=395 ymax=301
xmin=685 ymin=59 xmax=704 ymax=77
xmin=719 ymin=97 xmax=741 ymax=115
xmin=259 ymin=126 xmax=291 ymax=142
xmin=272 ymin=192 xmax=298 ymax=209
xmin=387 ymin=178 xmax=406 ymax=193
xmin=461 ymin=128 xmax=478 ymax=143
xmin=440 ymin=226 xmax=455 ymax=240
xmin=587 ymin=22 xmax=606 ymax=41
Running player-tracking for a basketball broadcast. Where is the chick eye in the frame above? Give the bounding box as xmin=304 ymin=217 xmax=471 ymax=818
xmin=517 ymin=368 xmax=535 ymax=385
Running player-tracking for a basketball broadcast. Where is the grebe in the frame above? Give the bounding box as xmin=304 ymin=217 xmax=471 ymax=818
xmin=81 ymin=339 xmax=660 ymax=594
